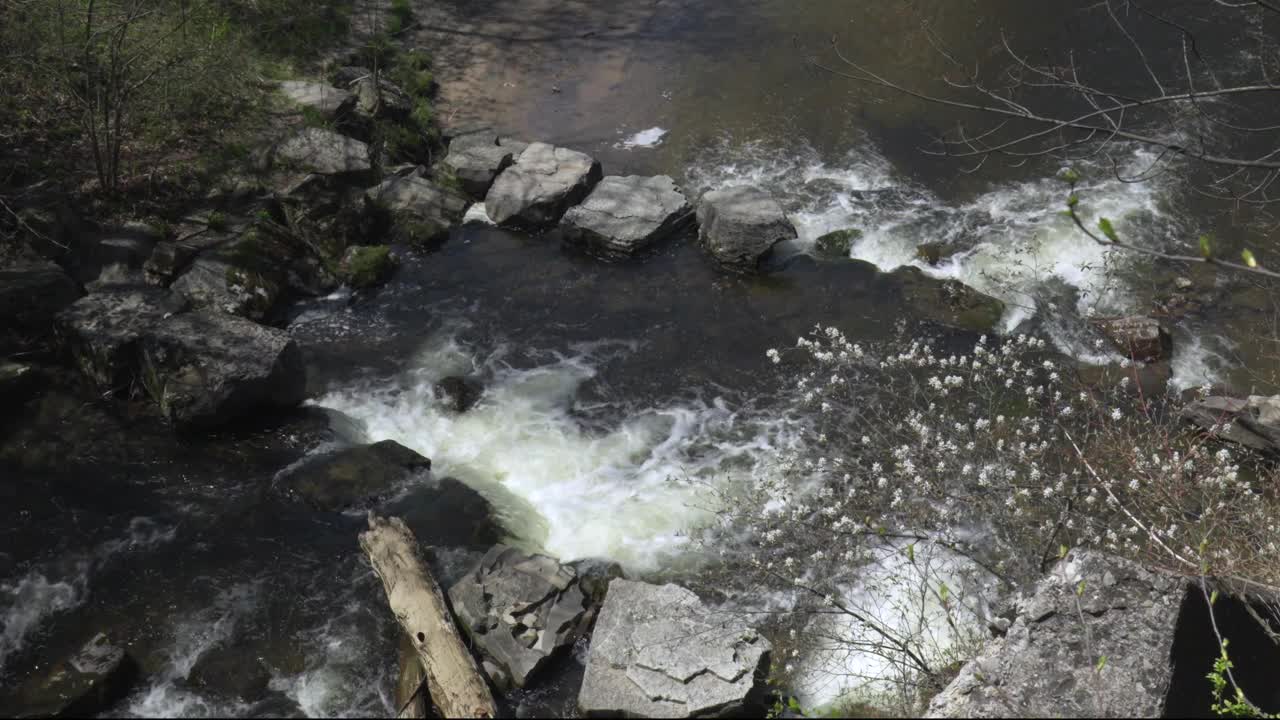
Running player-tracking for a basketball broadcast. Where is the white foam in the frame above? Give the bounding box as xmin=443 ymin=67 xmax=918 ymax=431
xmin=0 ymin=566 xmax=89 ymax=675
xmin=1171 ymin=331 xmax=1235 ymax=393
xmin=616 ymin=127 xmax=668 ymax=149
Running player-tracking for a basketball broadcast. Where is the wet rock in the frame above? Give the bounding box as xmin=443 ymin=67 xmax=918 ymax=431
xmin=54 ymin=286 xmax=189 ymax=393
xmin=0 ymin=360 xmax=37 ymax=406
xmin=569 ymin=558 xmax=625 ymax=606
xmin=170 ymin=256 xmax=283 ymax=322
xmin=443 ymin=133 xmax=528 ymax=198
xmin=365 ymin=174 xmax=468 ymax=245
xmin=18 ymin=633 xmax=140 ymax=718
xmin=927 ymin=550 xmax=1187 ymax=718
xmin=339 ymin=245 xmax=397 ymax=289
xmin=1181 ymin=394 xmax=1280 ymax=456
xmin=435 ymin=375 xmax=483 ymax=413
xmin=892 ymin=266 xmax=1005 ymax=333
xmin=0 ymin=261 xmax=81 ymax=351
xmin=278 ymin=80 xmax=356 ymax=120
xmin=448 ymin=545 xmax=597 ymax=689
xmin=1097 ymin=316 xmax=1171 ymax=362
xmin=814 ymin=228 xmax=862 ymax=260
xmin=578 ymin=579 xmax=771 ymax=718
xmin=144 ymin=240 xmax=202 ymax=286
xmin=486 ymin=142 xmax=603 ymax=228
xmin=186 ymin=645 xmax=271 ymax=702
xmin=696 ymin=186 xmax=798 ymax=273
xmin=275 ymin=439 xmax=430 ymax=511
xmin=916 ymin=241 xmax=958 ymax=267
xmin=140 ymin=310 xmax=306 ymax=430
xmin=561 ymin=175 xmax=693 ymax=258
xmin=271 ymin=128 xmax=371 ymax=176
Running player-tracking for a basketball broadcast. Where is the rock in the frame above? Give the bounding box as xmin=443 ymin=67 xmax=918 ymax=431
xmin=279 ymin=80 xmax=356 ymax=120
xmin=0 ymin=262 xmax=81 ymax=351
xmin=186 ymin=645 xmax=271 ymax=702
xmin=54 ymin=286 xmax=189 ymax=393
xmin=578 ymin=579 xmax=771 ymax=718
xmin=17 ymin=633 xmax=140 ymax=718
xmin=365 ymin=174 xmax=469 ymax=245
xmin=1174 ymin=276 xmax=1194 ymax=291
xmin=0 ymin=360 xmax=37 ymax=406
xmin=275 ymin=439 xmax=430 ymax=511
xmin=1096 ymin=316 xmax=1171 ymax=362
xmin=444 ymin=133 xmax=528 ymax=198
xmin=435 ymin=376 xmax=483 ymax=413
xmin=927 ymin=550 xmax=1187 ymax=718
xmin=272 ymin=128 xmax=371 ymax=176
xmin=85 ymin=264 xmax=145 ymax=292
xmin=814 ymin=228 xmax=862 ymax=260
xmin=916 ymin=241 xmax=960 ymax=267
xmin=561 ymin=175 xmax=694 ymax=258
xmin=696 ymin=186 xmax=798 ymax=273
xmin=1182 ymin=394 xmax=1280 ymax=456
xmin=569 ymin=558 xmax=625 ymax=606
xmin=339 ymin=245 xmax=397 ymax=289
xmin=94 ymin=222 xmax=160 ymax=275
xmin=353 ymin=75 xmax=413 ymax=119
xmin=170 ymin=256 xmax=283 ymax=322
xmin=462 ymin=203 xmax=495 ymax=226
xmin=144 ymin=240 xmax=201 ymax=286
xmin=485 ymin=142 xmax=603 ymax=228
xmin=140 ymin=310 xmax=306 ymax=430
xmin=448 ymin=545 xmax=597 ymax=689
xmin=892 ymin=266 xmax=1005 ymax=333
xmin=1075 ymin=360 xmax=1173 ymax=399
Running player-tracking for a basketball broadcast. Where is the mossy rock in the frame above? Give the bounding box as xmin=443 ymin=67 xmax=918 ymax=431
xmin=893 ymin=266 xmax=1005 ymax=333
xmin=916 ymin=241 xmax=957 ymax=266
xmin=340 ymin=245 xmax=397 ymax=288
xmin=814 ymin=228 xmax=862 ymax=259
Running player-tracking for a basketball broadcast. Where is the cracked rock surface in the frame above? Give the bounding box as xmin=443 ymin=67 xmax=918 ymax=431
xmin=561 ymin=175 xmax=693 ymax=258
xmin=484 ymin=142 xmax=602 ymax=227
xmin=578 ymin=579 xmax=770 ymax=718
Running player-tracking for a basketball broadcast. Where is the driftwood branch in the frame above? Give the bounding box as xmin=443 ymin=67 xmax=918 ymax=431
xmin=359 ymin=514 xmax=497 ymax=719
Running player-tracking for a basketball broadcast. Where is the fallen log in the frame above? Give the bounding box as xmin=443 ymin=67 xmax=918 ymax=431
xmin=359 ymin=514 xmax=497 ymax=718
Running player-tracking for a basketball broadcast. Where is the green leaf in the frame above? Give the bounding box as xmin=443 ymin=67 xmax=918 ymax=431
xmin=1066 ymin=194 xmax=1079 ymax=208
xmin=1210 ymin=590 xmax=1219 ymax=606
xmin=1242 ymin=249 xmax=1258 ymax=268
xmin=1200 ymin=235 xmax=1214 ymax=260
xmin=939 ymin=582 xmax=950 ymax=603
xmin=1076 ymin=580 xmax=1087 ymax=597
xmin=1096 ymin=655 xmax=1108 ymax=672
xmin=906 ymin=543 xmax=915 ymax=563
xmin=1098 ymin=217 xmax=1119 ymax=243
xmin=1060 ymin=168 xmax=1081 ymax=184
xmin=1059 ymin=544 xmax=1069 ymax=559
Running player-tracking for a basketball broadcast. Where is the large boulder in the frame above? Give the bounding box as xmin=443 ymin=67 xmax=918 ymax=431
xmin=448 ymin=545 xmax=598 ymax=690
xmin=275 ymin=439 xmax=430 ymax=511
xmin=54 ymin=286 xmax=189 ymax=392
xmin=695 ymin=186 xmax=797 ymax=272
xmin=364 ymin=174 xmax=468 ymax=244
xmin=927 ymin=550 xmax=1187 ymax=718
xmin=1182 ymin=394 xmax=1280 ymax=456
xmin=578 ymin=579 xmax=771 ymax=718
xmin=170 ymin=256 xmax=283 ymax=322
xmin=0 ymin=261 xmax=81 ymax=351
xmin=892 ymin=266 xmax=1005 ymax=333
xmin=279 ymin=80 xmax=356 ymax=121
xmin=443 ymin=133 xmax=528 ymax=199
xmin=1096 ymin=316 xmax=1171 ymax=362
xmin=561 ymin=175 xmax=694 ymax=258
xmin=16 ymin=633 xmax=140 ymax=717
xmin=139 ymin=310 xmax=306 ymax=430
xmin=485 ymin=142 xmax=602 ymax=228
xmin=272 ymin=127 xmax=371 ymax=176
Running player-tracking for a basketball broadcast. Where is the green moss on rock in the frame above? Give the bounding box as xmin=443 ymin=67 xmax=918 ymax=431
xmin=815 ymin=228 xmax=862 ymax=259
xmin=340 ymin=245 xmax=397 ymax=288
xmin=893 ymin=266 xmax=1005 ymax=333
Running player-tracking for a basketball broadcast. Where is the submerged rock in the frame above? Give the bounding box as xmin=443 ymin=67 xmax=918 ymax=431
xmin=448 ymin=545 xmax=597 ymax=689
xmin=17 ymin=633 xmax=140 ymax=718
xmin=54 ymin=286 xmax=189 ymax=393
xmin=272 ymin=127 xmax=371 ymax=176
xmin=186 ymin=645 xmax=271 ymax=703
xmin=278 ymin=80 xmax=355 ymax=121
xmin=444 ymin=133 xmax=528 ymax=198
xmin=892 ymin=266 xmax=1005 ymax=333
xmin=1097 ymin=315 xmax=1171 ymax=362
xmin=578 ymin=579 xmax=771 ymax=718
xmin=696 ymin=186 xmax=797 ymax=273
xmin=275 ymin=439 xmax=430 ymax=511
xmin=561 ymin=175 xmax=693 ymax=258
xmin=485 ymin=142 xmax=602 ymax=228
xmin=814 ymin=228 xmax=862 ymax=260
xmin=435 ymin=375 xmax=483 ymax=413
xmin=928 ymin=550 xmax=1187 ymax=718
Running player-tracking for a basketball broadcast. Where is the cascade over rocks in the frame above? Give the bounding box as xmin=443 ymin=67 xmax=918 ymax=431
xmin=485 ymin=142 xmax=602 ymax=228
xmin=448 ymin=545 xmax=599 ymax=690
xmin=696 ymin=185 xmax=797 ymax=272
xmin=275 ymin=439 xmax=430 ymax=511
xmin=578 ymin=579 xmax=771 ymax=718
xmin=16 ymin=633 xmax=140 ymax=718
xmin=561 ymin=175 xmax=694 ymax=258
xmin=928 ymin=550 xmax=1187 ymax=718
xmin=443 ymin=132 xmax=528 ymax=198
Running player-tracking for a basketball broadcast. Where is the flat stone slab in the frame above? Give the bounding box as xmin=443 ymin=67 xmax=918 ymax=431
xmin=275 ymin=439 xmax=430 ymax=511
xmin=696 ymin=186 xmax=797 ymax=272
xmin=485 ymin=142 xmax=602 ymax=228
xmin=272 ymin=127 xmax=371 ymax=175
xmin=444 ymin=133 xmax=529 ymax=198
xmin=17 ymin=633 xmax=139 ymax=717
xmin=578 ymin=579 xmax=770 ymax=718
xmin=561 ymin=175 xmax=693 ymax=258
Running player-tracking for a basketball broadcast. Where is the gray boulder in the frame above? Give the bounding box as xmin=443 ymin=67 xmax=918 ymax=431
xmin=144 ymin=240 xmax=202 ymax=286
xmin=448 ymin=545 xmax=597 ymax=689
xmin=1182 ymin=394 xmax=1280 ymax=456
xmin=893 ymin=266 xmax=1006 ymax=333
xmin=140 ymin=310 xmax=306 ymax=430
xmin=443 ymin=133 xmax=529 ymax=198
xmin=16 ymin=633 xmax=139 ymax=717
xmin=1097 ymin=316 xmax=1171 ymax=362
xmin=365 ymin=173 xmax=469 ymax=244
xmin=696 ymin=186 xmax=797 ymax=272
xmin=353 ymin=75 xmax=413 ymax=119
xmin=0 ymin=262 xmax=81 ymax=351
xmin=485 ymin=142 xmax=602 ymax=228
xmin=275 ymin=439 xmax=430 ymax=511
xmin=55 ymin=286 xmax=189 ymax=392
xmin=272 ymin=127 xmax=371 ymax=175
xmin=927 ymin=550 xmax=1187 ymax=718
xmin=279 ymin=80 xmax=355 ymax=120
xmin=170 ymin=256 xmax=283 ymax=322
xmin=561 ymin=175 xmax=694 ymax=258
xmin=578 ymin=579 xmax=771 ymax=718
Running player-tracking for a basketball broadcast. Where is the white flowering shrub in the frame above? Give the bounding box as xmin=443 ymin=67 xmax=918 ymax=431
xmin=700 ymin=325 xmax=1280 ymax=713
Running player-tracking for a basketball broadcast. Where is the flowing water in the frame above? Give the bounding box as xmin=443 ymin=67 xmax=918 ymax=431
xmin=3 ymin=0 xmax=1273 ymax=715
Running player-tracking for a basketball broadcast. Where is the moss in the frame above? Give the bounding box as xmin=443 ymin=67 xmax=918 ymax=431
xmin=815 ymin=228 xmax=862 ymax=259
xmin=341 ymin=245 xmax=396 ymax=288
xmin=206 ymin=211 xmax=229 ymax=232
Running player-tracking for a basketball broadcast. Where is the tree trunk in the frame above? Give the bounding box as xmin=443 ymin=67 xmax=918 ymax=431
xmin=359 ymin=514 xmax=497 ymax=719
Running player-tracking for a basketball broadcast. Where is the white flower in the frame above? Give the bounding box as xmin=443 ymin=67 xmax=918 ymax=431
xmin=1111 ymin=408 xmax=1122 ymax=421
xmin=766 ymin=348 xmax=781 ymax=364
